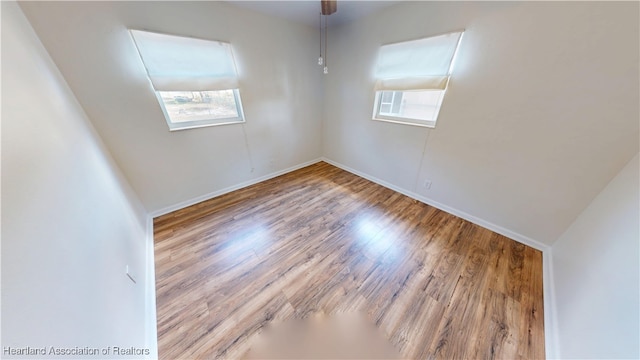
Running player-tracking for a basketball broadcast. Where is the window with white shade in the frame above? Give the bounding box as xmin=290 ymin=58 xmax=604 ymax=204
xmin=130 ymin=30 xmax=245 ymax=131
xmin=373 ymin=31 xmax=463 ymax=128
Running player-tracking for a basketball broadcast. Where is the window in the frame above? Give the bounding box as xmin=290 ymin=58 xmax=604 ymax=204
xmin=157 ymin=90 xmax=244 ymax=125
xmin=379 ymin=91 xmax=402 ymax=115
xmin=130 ymin=30 xmax=245 ymax=131
xmin=373 ymin=31 xmax=463 ymax=128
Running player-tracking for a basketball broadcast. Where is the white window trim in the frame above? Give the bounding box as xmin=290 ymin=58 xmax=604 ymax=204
xmin=371 ymin=30 xmax=464 ymax=128
xmin=130 ymin=29 xmax=246 ymax=131
xmin=371 ymin=91 xmax=439 ymax=128
xmin=155 ymin=89 xmax=246 ymax=131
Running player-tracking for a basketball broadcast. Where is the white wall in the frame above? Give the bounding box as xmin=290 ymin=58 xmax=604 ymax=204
xmin=322 ymin=1 xmax=639 ymax=246
xmin=9 ymin=2 xmax=640 ymax=359
xmin=551 ymin=153 xmax=639 ymax=359
xmin=1 ymin=2 xmax=152 ymax=356
xmin=19 ymin=1 xmax=324 ymax=214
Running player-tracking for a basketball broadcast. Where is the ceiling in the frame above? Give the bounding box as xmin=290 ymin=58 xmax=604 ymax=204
xmin=225 ymin=0 xmax=399 ymax=27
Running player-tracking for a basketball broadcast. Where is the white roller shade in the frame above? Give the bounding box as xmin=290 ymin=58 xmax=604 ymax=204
xmin=130 ymin=30 xmax=239 ymax=91
xmin=375 ymin=31 xmax=463 ymax=90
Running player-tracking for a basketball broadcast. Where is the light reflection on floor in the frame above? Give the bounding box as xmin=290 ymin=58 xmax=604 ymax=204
xmin=354 ymin=214 xmax=401 ymax=262
xmin=222 ymin=223 xmax=271 ymax=260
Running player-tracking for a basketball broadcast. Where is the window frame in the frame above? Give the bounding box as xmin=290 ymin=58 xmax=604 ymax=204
xmin=371 ymin=30 xmax=464 ymax=129
xmin=155 ymin=89 xmax=245 ymax=131
xmin=130 ymin=29 xmax=246 ymax=131
xmin=372 ymin=89 xmax=444 ymax=128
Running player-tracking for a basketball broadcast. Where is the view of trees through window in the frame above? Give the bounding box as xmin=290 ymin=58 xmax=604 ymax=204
xmin=159 ymin=90 xmax=238 ymax=123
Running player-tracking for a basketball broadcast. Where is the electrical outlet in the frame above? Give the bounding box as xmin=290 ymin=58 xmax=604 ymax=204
xmin=423 ymin=180 xmax=432 ymax=190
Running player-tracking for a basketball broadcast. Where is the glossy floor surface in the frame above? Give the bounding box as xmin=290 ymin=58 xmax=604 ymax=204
xmin=153 ymin=162 xmax=545 ymax=359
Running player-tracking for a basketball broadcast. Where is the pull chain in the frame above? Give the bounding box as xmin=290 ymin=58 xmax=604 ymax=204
xmin=323 ymin=14 xmax=328 ymax=74
xmin=318 ymin=11 xmax=323 ymax=65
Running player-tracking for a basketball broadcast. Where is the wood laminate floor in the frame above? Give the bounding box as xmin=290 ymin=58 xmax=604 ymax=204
xmin=153 ymin=162 xmax=545 ymax=359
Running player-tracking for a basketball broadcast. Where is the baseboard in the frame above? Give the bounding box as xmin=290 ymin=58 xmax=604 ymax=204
xmin=144 ymin=155 xmax=559 ymax=359
xmin=144 ymin=158 xmax=322 ymax=358
xmin=321 ymin=156 xmax=559 ymax=359
xmin=145 ymin=215 xmax=159 ymax=359
xmin=149 ymin=158 xmax=323 ymax=218
xmin=321 ymin=157 xmax=546 ymax=251
xmin=543 ymin=252 xmax=559 ymax=359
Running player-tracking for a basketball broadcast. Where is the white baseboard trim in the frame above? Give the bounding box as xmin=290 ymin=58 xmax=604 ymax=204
xmin=145 ymin=215 xmax=158 ymax=359
xmin=543 ymin=253 xmax=559 ymax=359
xmin=149 ymin=158 xmax=323 ymax=218
xmin=144 ymin=156 xmax=559 ymax=359
xmin=321 ymin=157 xmax=546 ymax=250
xmin=321 ymin=157 xmax=558 ymax=359
xmin=145 ymin=158 xmax=321 ymax=358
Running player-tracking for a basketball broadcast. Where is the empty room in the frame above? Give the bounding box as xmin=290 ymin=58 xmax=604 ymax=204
xmin=2 ymin=1 xmax=638 ymax=359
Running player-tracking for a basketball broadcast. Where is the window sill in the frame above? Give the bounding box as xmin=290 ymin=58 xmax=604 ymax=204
xmin=372 ymin=116 xmax=436 ymax=128
xmin=167 ymin=117 xmax=245 ymax=131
